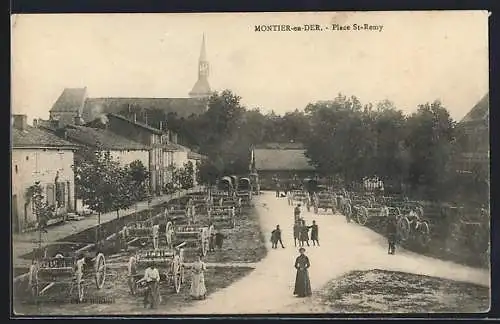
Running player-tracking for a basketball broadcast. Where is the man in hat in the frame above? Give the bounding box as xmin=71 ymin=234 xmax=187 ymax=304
xmin=309 ymin=220 xmax=320 ymax=247
xmin=271 ymin=225 xmax=285 ymax=249
xmin=139 ymin=261 xmax=160 ymax=308
xmin=127 ymin=249 xmax=138 ymax=295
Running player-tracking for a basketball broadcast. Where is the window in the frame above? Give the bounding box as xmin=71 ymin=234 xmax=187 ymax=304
xmin=15 ymin=165 xmax=18 ymax=174
xmin=26 ymin=156 xmax=29 ymax=161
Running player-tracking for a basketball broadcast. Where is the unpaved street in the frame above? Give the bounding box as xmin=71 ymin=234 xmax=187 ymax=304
xmin=170 ymin=191 xmax=490 ymax=314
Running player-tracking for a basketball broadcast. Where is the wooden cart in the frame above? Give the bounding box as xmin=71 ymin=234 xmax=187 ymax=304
xmin=128 ymin=243 xmax=186 ymax=294
xmin=172 ymin=224 xmax=214 ymax=256
xmin=28 ymin=244 xmax=106 ymax=302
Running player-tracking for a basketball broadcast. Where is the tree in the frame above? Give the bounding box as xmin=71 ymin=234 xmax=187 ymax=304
xmin=25 ymin=181 xmax=55 ymax=245
xmin=74 ymin=150 xmax=124 ymax=243
xmin=404 ymin=101 xmax=457 ymax=200
xmin=177 ymin=161 xmax=195 ymax=190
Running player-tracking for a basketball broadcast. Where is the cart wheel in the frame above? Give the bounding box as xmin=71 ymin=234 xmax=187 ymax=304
xmin=28 ymin=264 xmax=39 ymax=298
xmin=357 ymin=206 xmax=368 ymax=226
xmin=94 ymin=253 xmax=106 ymax=289
xmin=416 ymin=221 xmax=431 ymax=247
xmin=397 ymin=216 xmax=411 ymax=241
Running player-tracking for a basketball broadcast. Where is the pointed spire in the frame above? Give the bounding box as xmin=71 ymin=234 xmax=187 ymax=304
xmin=199 ymin=33 xmax=207 ymax=62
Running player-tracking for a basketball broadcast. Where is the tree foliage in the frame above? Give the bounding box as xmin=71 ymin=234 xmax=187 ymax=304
xmin=25 ymin=181 xmax=55 ymax=231
xmin=115 ymin=89 xmax=483 ymax=203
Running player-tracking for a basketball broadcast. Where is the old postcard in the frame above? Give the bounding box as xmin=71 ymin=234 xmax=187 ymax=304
xmin=11 ymin=11 xmax=490 ymax=316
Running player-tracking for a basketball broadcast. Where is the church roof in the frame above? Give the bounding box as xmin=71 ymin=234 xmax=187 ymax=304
xmin=253 ymin=148 xmax=315 ymax=171
xmin=189 ymin=79 xmax=212 ymax=97
xmin=82 ymin=97 xmax=208 ymax=121
xmin=50 ymin=87 xmax=87 ymax=113
xmin=461 ymin=93 xmax=489 ymax=124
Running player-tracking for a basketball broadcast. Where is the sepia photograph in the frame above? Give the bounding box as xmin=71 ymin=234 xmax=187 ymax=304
xmin=11 ymin=11 xmax=490 ymax=316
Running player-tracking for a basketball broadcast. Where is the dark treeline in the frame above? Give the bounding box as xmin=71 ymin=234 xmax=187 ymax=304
xmin=117 ymin=90 xmax=488 ymax=204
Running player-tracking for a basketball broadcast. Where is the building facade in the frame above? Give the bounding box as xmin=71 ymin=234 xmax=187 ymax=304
xmin=251 ymin=143 xmax=316 ymax=190
xmin=12 ymin=115 xmax=77 ymax=233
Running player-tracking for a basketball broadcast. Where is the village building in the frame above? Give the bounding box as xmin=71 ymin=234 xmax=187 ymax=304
xmin=48 ymin=36 xmax=213 ymax=127
xmin=250 ymin=142 xmax=316 ymax=189
xmin=11 ymin=114 xmax=78 ymax=233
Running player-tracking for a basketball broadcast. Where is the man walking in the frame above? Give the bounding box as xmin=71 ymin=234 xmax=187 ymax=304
xmin=309 ymin=220 xmax=320 ymax=246
xmin=271 ymin=225 xmax=285 ymax=249
xmin=386 ymin=214 xmax=398 ymax=255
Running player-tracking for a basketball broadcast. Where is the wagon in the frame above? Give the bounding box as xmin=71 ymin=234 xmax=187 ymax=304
xmin=165 ymin=205 xmax=195 ymax=224
xmin=219 ymin=197 xmax=243 ymax=215
xmin=207 ymin=207 xmax=236 ymax=229
xmin=236 ymin=177 xmax=253 ymax=204
xmin=28 ymin=244 xmax=107 ymax=302
xmin=343 ymin=194 xmax=374 ymax=223
xmin=354 ymin=201 xmax=390 ymax=226
xmin=172 ymin=224 xmax=214 ymax=256
xmin=218 ymin=176 xmax=234 ymax=196
xmin=128 ymin=242 xmax=186 ymax=295
xmin=290 ymin=190 xmax=311 ymax=208
xmin=312 ymin=191 xmax=337 ymax=214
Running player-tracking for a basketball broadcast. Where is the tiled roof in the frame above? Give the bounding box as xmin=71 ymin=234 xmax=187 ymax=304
xmin=461 ymin=93 xmax=489 ymax=124
xmin=50 ymin=88 xmax=87 ymax=113
xmin=12 ymin=126 xmax=77 ymax=149
xmin=106 ymin=113 xmax=164 ymax=135
xmin=189 ymin=78 xmax=212 ymax=97
xmin=254 ymin=148 xmax=315 ymax=171
xmin=64 ymin=125 xmax=149 ymax=150
xmin=82 ymin=97 xmax=208 ymax=122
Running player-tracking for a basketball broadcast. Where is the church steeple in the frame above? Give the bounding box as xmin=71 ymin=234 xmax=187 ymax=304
xmin=189 ymin=34 xmax=212 ymax=98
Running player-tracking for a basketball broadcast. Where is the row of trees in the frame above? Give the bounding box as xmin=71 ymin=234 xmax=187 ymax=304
xmin=73 ymin=149 xmax=149 ymax=242
xmin=118 ymin=90 xmax=487 ymax=203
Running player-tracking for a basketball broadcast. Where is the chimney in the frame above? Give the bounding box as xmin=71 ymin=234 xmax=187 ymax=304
xmin=74 ymin=112 xmax=84 ymax=126
xmin=13 ymin=114 xmax=28 ymax=131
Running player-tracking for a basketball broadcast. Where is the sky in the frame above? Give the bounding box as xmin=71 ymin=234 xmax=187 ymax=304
xmin=11 ymin=11 xmax=489 ymax=124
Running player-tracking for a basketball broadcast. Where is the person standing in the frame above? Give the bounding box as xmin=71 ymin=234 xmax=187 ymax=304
xmin=209 ymin=232 xmax=216 ymax=252
xmin=190 ymin=255 xmax=207 ymax=300
xmin=300 ymin=220 xmax=310 ymax=247
xmin=293 ymin=221 xmax=301 ymax=247
xmin=386 ymin=214 xmax=398 ymax=255
xmin=309 ymin=220 xmax=320 ymax=247
xmin=293 ymin=247 xmax=312 ymax=297
xmin=139 ymin=261 xmax=160 ymax=309
xmin=271 ymin=225 xmax=285 ymax=249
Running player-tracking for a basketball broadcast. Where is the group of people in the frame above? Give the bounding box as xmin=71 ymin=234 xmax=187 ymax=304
xmin=128 ymin=250 xmax=208 ymax=309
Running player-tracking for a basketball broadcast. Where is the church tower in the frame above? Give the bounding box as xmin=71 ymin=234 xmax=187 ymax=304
xmin=189 ymin=34 xmax=212 ymax=98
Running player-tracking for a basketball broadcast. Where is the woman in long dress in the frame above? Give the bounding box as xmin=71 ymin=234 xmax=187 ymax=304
xmin=190 ymin=255 xmax=207 ymax=300
xmin=293 ymin=247 xmax=312 ymax=297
